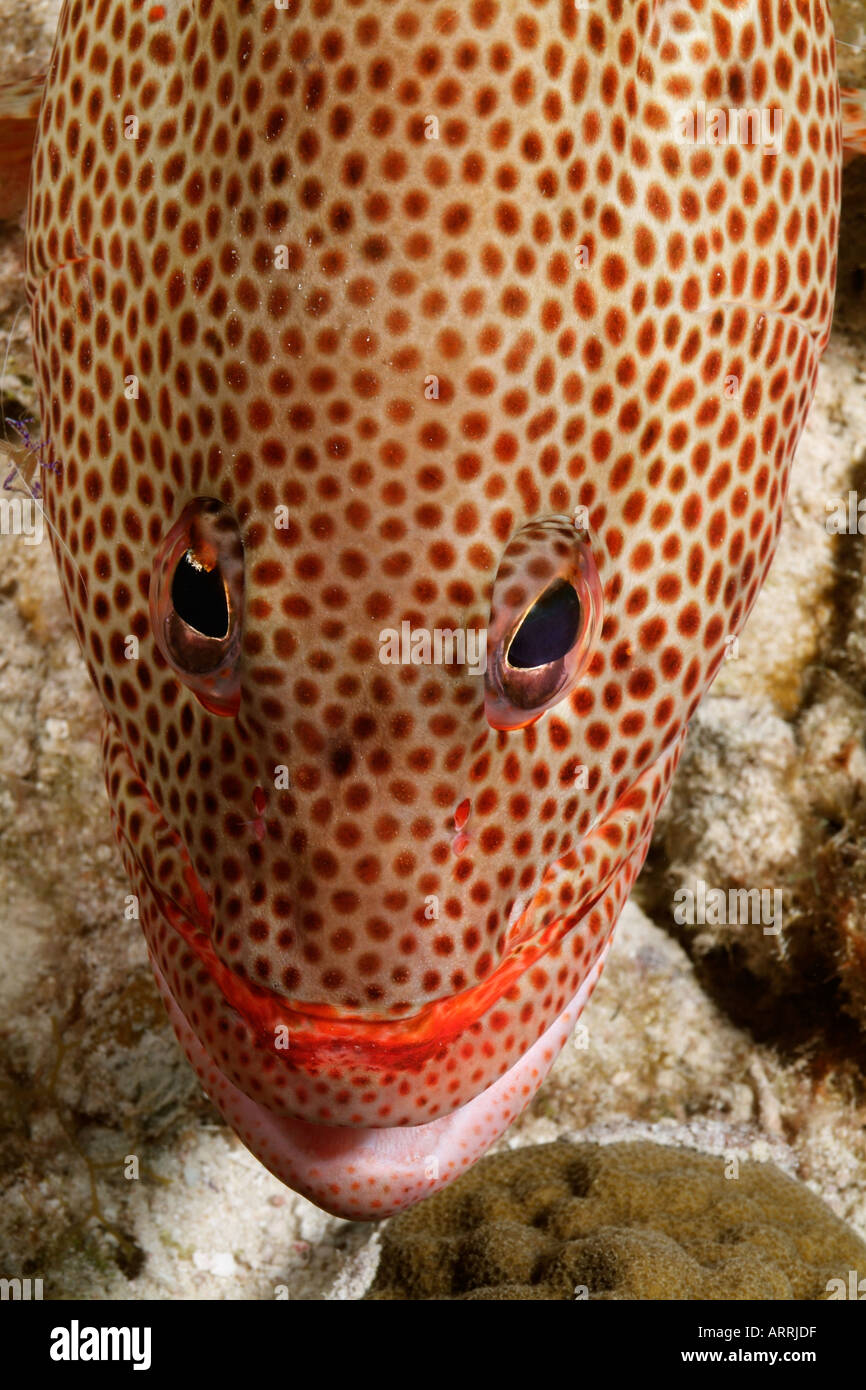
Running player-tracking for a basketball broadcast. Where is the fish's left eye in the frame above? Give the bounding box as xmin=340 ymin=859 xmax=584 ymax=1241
xmin=171 ymin=549 xmax=230 ymax=640
xmin=149 ymin=498 xmax=245 ymax=716
xmin=485 ymin=517 xmax=603 ymax=731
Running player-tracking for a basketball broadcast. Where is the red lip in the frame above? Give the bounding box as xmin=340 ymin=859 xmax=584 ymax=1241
xmin=159 ymin=878 xmax=609 ymax=1072
xmin=150 ymin=948 xmax=609 ymax=1219
xmin=148 ymin=818 xmax=630 ymax=1074
xmin=126 ymin=728 xmax=654 ymax=1078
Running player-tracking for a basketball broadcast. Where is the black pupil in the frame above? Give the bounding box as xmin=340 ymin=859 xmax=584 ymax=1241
xmin=171 ymin=551 xmax=229 ymax=639
xmin=507 ymin=579 xmax=581 ymax=669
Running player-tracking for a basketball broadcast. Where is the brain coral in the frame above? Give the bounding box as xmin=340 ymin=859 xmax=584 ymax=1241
xmin=367 ymin=1140 xmax=866 ymax=1300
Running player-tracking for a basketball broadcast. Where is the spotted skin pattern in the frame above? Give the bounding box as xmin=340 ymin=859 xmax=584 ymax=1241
xmin=25 ymin=0 xmax=840 ymax=1217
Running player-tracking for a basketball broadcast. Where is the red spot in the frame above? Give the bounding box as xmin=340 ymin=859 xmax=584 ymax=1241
xmin=454 ymin=798 xmax=471 ymax=831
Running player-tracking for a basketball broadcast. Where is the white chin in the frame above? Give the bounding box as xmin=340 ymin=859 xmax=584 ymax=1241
xmin=152 ymin=949 xmax=609 ymax=1220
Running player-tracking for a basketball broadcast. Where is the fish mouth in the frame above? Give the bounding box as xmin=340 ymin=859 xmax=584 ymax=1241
xmin=106 ymin=716 xmax=671 ymax=1135
xmin=150 ymin=947 xmax=609 ymax=1219
xmin=146 ymin=784 xmax=648 ymax=1076
xmin=155 ymin=854 xmax=619 ymax=1075
xmin=127 ymin=813 xmax=641 ymax=1137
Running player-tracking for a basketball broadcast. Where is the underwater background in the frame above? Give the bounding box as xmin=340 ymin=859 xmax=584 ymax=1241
xmin=1 ymin=0 xmax=866 ymax=1298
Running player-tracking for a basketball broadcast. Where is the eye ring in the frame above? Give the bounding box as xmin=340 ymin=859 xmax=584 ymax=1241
xmin=149 ymin=498 xmax=245 ymax=716
xmin=484 ymin=516 xmax=603 ymax=731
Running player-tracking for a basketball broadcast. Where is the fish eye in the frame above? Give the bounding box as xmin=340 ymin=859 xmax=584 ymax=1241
xmin=171 ymin=549 xmax=230 ymax=640
xmin=485 ymin=517 xmax=603 ymax=731
xmin=507 ymin=578 xmax=583 ymax=670
xmin=149 ymin=498 xmax=244 ymax=716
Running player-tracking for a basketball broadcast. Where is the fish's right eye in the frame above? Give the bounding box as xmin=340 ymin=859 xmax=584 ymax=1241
xmin=149 ymin=498 xmax=245 ymax=716
xmin=507 ymin=578 xmax=583 ymax=670
xmin=485 ymin=517 xmax=603 ymax=731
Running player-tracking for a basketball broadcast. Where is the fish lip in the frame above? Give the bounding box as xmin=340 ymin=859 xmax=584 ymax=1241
xmin=155 ymin=861 xmax=621 ymax=1073
xmin=150 ymin=949 xmax=609 ymax=1219
xmin=118 ymin=723 xmax=667 ymax=1074
xmin=130 ymin=776 xmax=648 ymax=1074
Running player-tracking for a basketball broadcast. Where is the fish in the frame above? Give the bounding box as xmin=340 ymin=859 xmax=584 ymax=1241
xmin=0 ymin=74 xmax=44 ymax=222
xmin=4 ymin=0 xmax=864 ymax=1220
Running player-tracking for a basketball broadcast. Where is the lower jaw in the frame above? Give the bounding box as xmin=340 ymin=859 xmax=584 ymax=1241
xmin=151 ymin=947 xmax=610 ymax=1220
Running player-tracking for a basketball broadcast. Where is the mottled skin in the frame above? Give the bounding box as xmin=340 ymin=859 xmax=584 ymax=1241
xmin=23 ymin=0 xmax=842 ymax=1217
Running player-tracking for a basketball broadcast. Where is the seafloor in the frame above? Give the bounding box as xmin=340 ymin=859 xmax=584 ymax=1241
xmin=1 ymin=0 xmax=866 ymax=1299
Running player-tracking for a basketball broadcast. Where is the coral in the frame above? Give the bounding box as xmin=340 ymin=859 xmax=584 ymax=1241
xmin=367 ymin=1141 xmax=866 ymax=1300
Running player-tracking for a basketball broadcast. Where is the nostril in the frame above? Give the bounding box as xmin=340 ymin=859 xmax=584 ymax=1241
xmin=330 ymin=744 xmax=354 ymax=778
